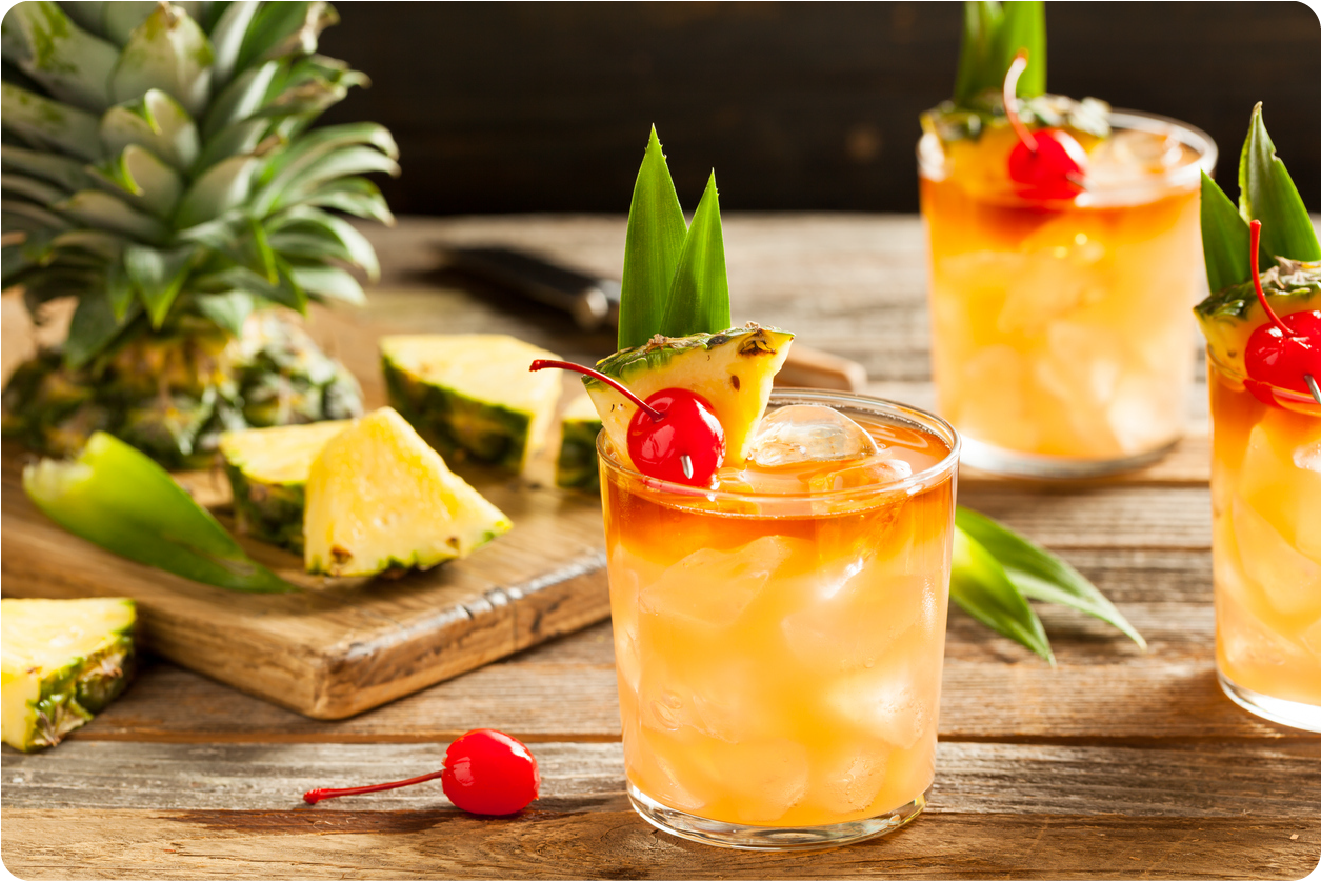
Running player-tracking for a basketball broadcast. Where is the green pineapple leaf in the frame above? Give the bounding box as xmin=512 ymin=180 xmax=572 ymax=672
xmin=619 ymin=125 xmax=687 ymax=350
xmin=660 ymin=171 xmax=731 ymax=339
xmin=195 ymin=291 xmax=255 ymax=336
xmin=207 ymin=0 xmax=262 ymax=88
xmin=1 ymin=81 xmax=102 ymax=160
xmin=953 ymin=1 xmax=1045 ymax=108
xmin=173 ymin=154 xmax=259 ymax=229
xmin=125 ymin=243 xmax=198 ymax=326
xmin=108 ymin=3 xmax=214 ymax=117
xmin=92 ymin=144 xmax=184 ymax=219
xmin=1200 ymin=171 xmax=1253 ymax=293
xmin=98 ymin=89 xmax=199 ymax=171
xmin=57 ymin=190 xmax=167 ymax=242
xmin=2 ymin=1 xmax=117 ymax=112
xmin=1239 ymin=102 xmax=1321 ymax=263
xmin=950 ymin=525 xmax=1055 ymax=664
xmin=23 ymin=432 xmax=298 ymax=594
xmin=956 ymin=506 xmax=1144 ymax=649
xmin=65 ymin=289 xmax=138 ymax=369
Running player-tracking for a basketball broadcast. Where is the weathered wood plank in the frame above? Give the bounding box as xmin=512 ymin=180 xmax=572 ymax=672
xmin=5 ymin=740 xmax=1319 ymax=816
xmin=1 ymin=807 xmax=1314 ymax=880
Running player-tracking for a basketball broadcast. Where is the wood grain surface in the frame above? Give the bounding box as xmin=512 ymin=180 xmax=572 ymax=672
xmin=3 ymin=215 xmax=1319 ymax=880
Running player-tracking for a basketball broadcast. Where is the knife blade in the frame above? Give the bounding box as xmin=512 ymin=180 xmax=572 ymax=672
xmin=437 ymin=245 xmax=867 ymax=392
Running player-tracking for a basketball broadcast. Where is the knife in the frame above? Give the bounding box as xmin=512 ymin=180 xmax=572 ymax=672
xmin=437 ymin=245 xmax=868 ymax=392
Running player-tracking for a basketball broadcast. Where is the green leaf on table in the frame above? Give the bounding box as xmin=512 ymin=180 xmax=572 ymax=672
xmin=950 ymin=527 xmax=1054 ymax=664
xmin=953 ymin=1 xmax=1045 ymax=107
xmin=618 ymin=126 xmax=688 ymax=350
xmin=1200 ymin=171 xmax=1253 ymax=293
xmin=660 ymin=171 xmax=731 ymax=339
xmin=23 ymin=433 xmax=297 ymax=594
xmin=956 ymin=506 xmax=1145 ymax=650
xmin=1239 ymin=102 xmax=1321 ymax=263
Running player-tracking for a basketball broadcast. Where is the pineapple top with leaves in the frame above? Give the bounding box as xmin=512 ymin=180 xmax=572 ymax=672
xmin=1 ymin=1 xmax=398 ymax=465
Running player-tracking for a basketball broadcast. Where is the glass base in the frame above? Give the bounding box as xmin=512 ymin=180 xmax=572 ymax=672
xmin=959 ymin=435 xmax=1179 ymax=480
xmin=626 ymin=781 xmax=928 ymax=851
xmin=1218 ymin=670 xmax=1321 ymax=733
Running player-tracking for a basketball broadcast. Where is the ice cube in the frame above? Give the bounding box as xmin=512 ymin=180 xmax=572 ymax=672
xmin=708 ymin=738 xmax=810 ymax=825
xmin=1301 ymin=617 xmax=1321 ymax=666
xmin=812 ymin=748 xmax=888 ymax=816
xmin=823 ymin=652 xmax=937 ymax=751
xmin=1106 ymin=371 xmax=1182 ymax=456
xmin=954 ymin=345 xmax=1040 ymax=451
xmin=639 ymin=536 xmax=802 ymax=629
xmin=1294 ymin=441 xmax=1321 ymax=474
xmin=996 ymin=221 xmax=1108 ymax=336
xmin=781 ymin=574 xmax=933 ymax=671
xmin=751 ymin=405 xmax=880 ymax=467
xmin=1231 ymin=495 xmax=1321 ymax=619
xmin=1088 ymin=129 xmax=1188 ymax=185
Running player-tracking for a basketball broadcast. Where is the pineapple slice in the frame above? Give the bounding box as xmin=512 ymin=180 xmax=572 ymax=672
xmin=219 ymin=421 xmax=354 ymax=553
xmin=1 ymin=598 xmax=136 ymax=753
xmin=1195 ymin=259 xmax=1321 ymax=372
xmin=584 ymin=323 xmax=794 ymax=468
xmin=304 ymin=408 xmax=512 ymax=577
xmin=556 ymin=394 xmax=605 ymax=490
xmin=380 ymin=335 xmax=562 ymax=471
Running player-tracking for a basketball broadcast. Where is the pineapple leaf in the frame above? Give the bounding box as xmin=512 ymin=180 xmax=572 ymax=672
xmin=956 ymin=506 xmax=1144 ymax=650
xmin=124 ymin=243 xmax=198 ymax=326
xmin=2 ymin=197 xmax=71 ymax=232
xmin=619 ymin=125 xmax=687 ymax=350
xmin=92 ymin=144 xmax=184 ymax=218
xmin=56 ymin=1 xmax=106 ymax=38
xmin=660 ymin=171 xmax=731 ymax=339
xmin=287 ymin=263 xmax=364 ymax=304
xmin=102 ymin=2 xmax=159 ymax=46
xmin=1 ymin=81 xmax=102 ymax=160
xmin=268 ymin=206 xmax=380 ymax=280
xmin=199 ymin=59 xmax=278 ymax=141
xmin=263 ymin=146 xmax=399 ymax=215
xmin=173 ymin=153 xmax=258 ymax=229
xmin=1200 ymin=171 xmax=1252 ymax=293
xmin=207 ymin=0 xmax=259 ymax=87
xmin=237 ymin=1 xmax=330 ymax=70
xmin=299 ymin=177 xmax=394 ymax=225
xmin=110 ymin=3 xmax=213 ymax=118
xmin=193 ymin=117 xmax=267 ymax=174
xmin=0 ymin=145 xmax=96 ymax=191
xmin=245 ymin=215 xmax=278 ymax=282
xmin=57 ymin=190 xmax=167 ymax=242
xmin=194 ymin=291 xmax=254 ymax=335
xmin=1238 ymin=102 xmax=1321 ymax=263
xmin=65 ymin=288 xmax=138 ymax=369
xmin=105 ymin=260 xmax=134 ymax=320
xmin=98 ymin=89 xmax=199 ymax=170
xmin=52 ymin=229 xmax=126 ymax=263
xmin=2 ymin=172 xmax=68 ymax=205
xmin=4 ymin=1 xmax=117 ymax=112
xmin=258 ymin=122 xmax=398 ymax=184
xmin=953 ymin=1 xmax=1045 ymax=108
xmin=950 ymin=527 xmax=1054 ymax=664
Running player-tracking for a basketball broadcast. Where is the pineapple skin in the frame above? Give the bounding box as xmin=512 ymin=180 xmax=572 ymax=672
xmin=224 ymin=463 xmax=307 ymax=553
xmin=556 ymin=404 xmax=604 ymax=490
xmin=1 ymin=598 xmax=136 ymax=753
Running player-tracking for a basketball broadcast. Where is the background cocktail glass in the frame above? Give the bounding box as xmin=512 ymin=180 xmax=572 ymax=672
xmin=1207 ymin=353 xmax=1321 ymax=732
xmin=599 ymin=389 xmax=959 ymax=849
xmin=919 ymin=110 xmax=1217 ymax=477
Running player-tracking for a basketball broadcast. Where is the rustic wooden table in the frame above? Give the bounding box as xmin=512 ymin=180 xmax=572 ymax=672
xmin=3 ymin=216 xmax=1318 ymax=880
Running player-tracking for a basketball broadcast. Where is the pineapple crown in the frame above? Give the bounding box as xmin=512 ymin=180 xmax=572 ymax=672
xmin=1 ymin=1 xmax=399 ymax=368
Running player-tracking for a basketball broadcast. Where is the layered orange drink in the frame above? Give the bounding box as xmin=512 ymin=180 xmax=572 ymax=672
xmin=600 ymin=388 xmax=959 ymax=846
xmin=920 ymin=100 xmax=1216 ymax=476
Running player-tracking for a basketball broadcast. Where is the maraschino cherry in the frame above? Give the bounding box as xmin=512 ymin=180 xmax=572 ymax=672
xmin=530 ymin=359 xmax=725 ymax=486
xmin=1003 ymin=50 xmax=1086 ymax=200
xmin=1242 ymin=219 xmax=1321 ymax=407
xmin=303 ymin=728 xmax=540 ymax=816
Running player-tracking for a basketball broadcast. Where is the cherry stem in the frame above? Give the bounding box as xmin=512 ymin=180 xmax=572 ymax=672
xmin=1248 ymin=219 xmax=1292 ymax=337
xmin=529 ymin=359 xmax=663 ymax=421
xmin=303 ymin=769 xmax=445 ymax=805
xmin=1003 ymin=50 xmax=1038 ymax=153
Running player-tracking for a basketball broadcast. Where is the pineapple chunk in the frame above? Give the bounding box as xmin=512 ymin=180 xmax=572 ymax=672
xmin=1196 ymin=259 xmax=1321 ymax=373
xmin=1 ymin=598 xmax=136 ymax=753
xmin=380 ymin=335 xmax=562 ymax=471
xmin=556 ymin=394 xmax=604 ymax=490
xmin=304 ymin=408 xmax=512 ymax=577
xmin=585 ymin=323 xmax=794 ymax=469
xmin=219 ymin=421 xmax=353 ymax=553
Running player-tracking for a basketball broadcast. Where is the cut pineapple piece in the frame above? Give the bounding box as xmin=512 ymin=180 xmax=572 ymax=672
xmin=380 ymin=335 xmax=562 ymax=471
xmin=1195 ymin=259 xmax=1321 ymax=373
xmin=304 ymin=408 xmax=512 ymax=577
xmin=1 ymin=598 xmax=136 ymax=753
xmin=584 ymin=323 xmax=794 ymax=469
xmin=219 ymin=421 xmax=353 ymax=553
xmin=557 ymin=394 xmax=605 ymax=490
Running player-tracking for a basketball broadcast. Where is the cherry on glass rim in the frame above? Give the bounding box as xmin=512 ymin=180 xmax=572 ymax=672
xmin=1003 ymin=50 xmax=1086 ymax=201
xmin=302 ymin=728 xmax=540 ymax=816
xmin=1241 ymin=219 xmax=1321 ymax=408
xmin=529 ymin=359 xmax=726 ymax=486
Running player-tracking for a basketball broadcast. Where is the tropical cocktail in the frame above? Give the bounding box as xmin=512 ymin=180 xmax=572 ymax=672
xmin=919 ymin=6 xmax=1215 ymax=476
xmin=1196 ymin=105 xmax=1321 ymax=731
xmin=602 ymin=389 xmax=958 ymax=848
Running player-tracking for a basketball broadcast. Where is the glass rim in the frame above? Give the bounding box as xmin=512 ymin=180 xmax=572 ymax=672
xmin=596 ymin=388 xmax=962 ymax=506
xmin=1205 ymin=345 xmax=1321 ymax=412
xmin=917 ymin=106 xmax=1218 ymax=196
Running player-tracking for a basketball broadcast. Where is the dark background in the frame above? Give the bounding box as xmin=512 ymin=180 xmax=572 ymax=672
xmin=319 ymin=2 xmax=1321 ymax=216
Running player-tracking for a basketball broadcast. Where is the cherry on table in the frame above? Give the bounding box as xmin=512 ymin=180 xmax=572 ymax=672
xmin=530 ymin=359 xmax=726 ymax=486
xmin=1002 ymin=50 xmax=1086 ymax=201
xmin=1242 ymin=219 xmax=1321 ymax=408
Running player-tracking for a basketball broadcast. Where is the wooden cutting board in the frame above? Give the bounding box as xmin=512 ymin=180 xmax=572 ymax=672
xmin=0 ymin=296 xmax=612 ymax=720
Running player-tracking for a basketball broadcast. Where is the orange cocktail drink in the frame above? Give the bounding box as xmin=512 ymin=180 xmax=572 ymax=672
xmin=600 ymin=390 xmax=959 ymax=849
xmin=919 ymin=111 xmax=1216 ymax=477
xmin=1209 ymin=356 xmax=1321 ymax=730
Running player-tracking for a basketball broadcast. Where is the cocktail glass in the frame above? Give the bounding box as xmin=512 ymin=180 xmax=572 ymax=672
xmin=599 ymin=389 xmax=960 ymax=849
xmin=919 ymin=110 xmax=1217 ymax=477
xmin=1208 ymin=353 xmax=1321 ymax=732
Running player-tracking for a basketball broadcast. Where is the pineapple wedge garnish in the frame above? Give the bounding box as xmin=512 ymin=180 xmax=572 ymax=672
xmin=304 ymin=408 xmax=512 ymax=578
xmin=219 ymin=421 xmax=354 ymax=554
xmin=584 ymin=323 xmax=794 ymax=470
xmin=1 ymin=598 xmax=136 ymax=753
xmin=556 ymin=394 xmax=605 ymax=490
xmin=381 ymin=335 xmax=562 ymax=472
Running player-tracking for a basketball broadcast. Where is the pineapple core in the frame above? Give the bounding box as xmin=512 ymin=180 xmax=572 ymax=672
xmin=304 ymin=408 xmax=512 ymax=577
